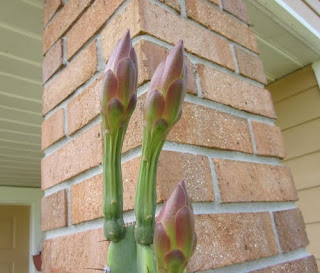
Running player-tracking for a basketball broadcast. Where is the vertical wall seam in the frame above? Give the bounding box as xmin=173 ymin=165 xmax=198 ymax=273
xmin=248 ymin=119 xmax=258 ymax=154
xmin=208 ymin=157 xmax=222 ymax=203
xmin=269 ymin=211 xmax=283 ymax=254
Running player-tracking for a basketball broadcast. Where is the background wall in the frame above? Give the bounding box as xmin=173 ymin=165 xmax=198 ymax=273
xmin=41 ymin=0 xmax=318 ymax=272
xmin=269 ymin=65 xmax=320 ymax=269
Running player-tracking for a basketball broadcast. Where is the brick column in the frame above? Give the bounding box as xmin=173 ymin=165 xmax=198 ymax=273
xmin=41 ymin=0 xmax=318 ymax=272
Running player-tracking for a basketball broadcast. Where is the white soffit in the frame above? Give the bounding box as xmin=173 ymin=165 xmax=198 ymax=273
xmin=245 ymin=0 xmax=320 ymax=83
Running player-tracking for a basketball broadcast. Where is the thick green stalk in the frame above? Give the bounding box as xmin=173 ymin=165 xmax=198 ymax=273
xmin=103 ymin=126 xmax=126 ymax=241
xmin=135 ymin=125 xmax=165 ymax=245
xmin=137 ymin=244 xmax=156 ymax=273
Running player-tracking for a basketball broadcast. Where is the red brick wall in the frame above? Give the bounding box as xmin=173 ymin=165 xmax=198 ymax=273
xmin=41 ymin=0 xmax=318 ymax=272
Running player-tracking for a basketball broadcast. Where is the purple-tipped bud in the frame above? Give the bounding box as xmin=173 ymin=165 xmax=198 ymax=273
xmin=154 ymin=181 xmax=197 ymax=272
xmin=144 ymin=41 xmax=187 ymax=132
xmin=101 ymin=30 xmax=137 ymax=131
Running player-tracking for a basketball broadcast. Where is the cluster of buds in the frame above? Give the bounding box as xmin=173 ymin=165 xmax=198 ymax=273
xmin=154 ymin=181 xmax=197 ymax=273
xmin=101 ymin=30 xmax=138 ymax=242
xmin=135 ymin=41 xmax=188 ymax=245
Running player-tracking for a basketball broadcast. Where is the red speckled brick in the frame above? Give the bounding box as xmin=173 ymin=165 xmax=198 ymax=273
xmin=249 ymin=255 xmax=318 ymax=273
xmin=273 ymin=209 xmax=309 ymax=253
xmin=213 ymin=159 xmax=297 ymax=202
xmin=41 ymin=190 xmax=67 ymax=231
xmin=71 ymin=151 xmax=214 ymax=224
xmin=67 ymin=75 xmax=103 ymax=135
xmin=42 ymin=0 xmax=92 ymax=54
xmin=42 ymin=228 xmax=108 ymax=273
xmin=186 ymin=0 xmax=257 ymax=52
xmin=42 ymin=39 xmax=63 ymax=83
xmin=42 ymin=41 xmax=97 ymax=115
xmin=66 ymin=0 xmax=124 ymax=59
xmin=235 ymin=47 xmax=267 ymax=84
xmin=101 ymin=0 xmax=235 ymax=71
xmin=197 ymin=64 xmax=276 ymax=118
xmin=41 ymin=123 xmax=102 ymax=189
xmin=41 ymin=109 xmax=65 ymax=150
xmin=252 ymin=121 xmax=286 ymax=159
xmin=188 ymin=213 xmax=278 ymax=271
xmin=221 ymin=0 xmax=250 ymax=24
xmin=43 ymin=0 xmax=63 ymax=27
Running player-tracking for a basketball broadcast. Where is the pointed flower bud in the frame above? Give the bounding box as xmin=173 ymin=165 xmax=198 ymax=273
xmin=154 ymin=181 xmax=197 ymax=273
xmin=144 ymin=40 xmax=187 ymax=131
xmin=101 ymin=29 xmax=138 ymax=132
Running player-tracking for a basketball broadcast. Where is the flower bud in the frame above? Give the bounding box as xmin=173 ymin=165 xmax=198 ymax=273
xmin=154 ymin=181 xmax=197 ymax=273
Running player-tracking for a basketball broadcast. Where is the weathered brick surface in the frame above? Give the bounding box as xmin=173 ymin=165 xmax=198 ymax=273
xmin=101 ymin=0 xmax=235 ymax=71
xmin=42 ymin=41 xmax=97 ymax=115
xmin=159 ymin=0 xmax=181 ymax=12
xmin=67 ymin=75 xmax=103 ymax=135
xmin=41 ymin=124 xmax=102 ymax=190
xmin=41 ymin=190 xmax=67 ymax=231
xmin=221 ymin=0 xmax=250 ymax=24
xmin=41 ymin=109 xmax=65 ymax=150
xmin=43 ymin=0 xmax=92 ymax=54
xmin=42 ymin=228 xmax=108 ymax=273
xmin=274 ymin=209 xmax=309 ymax=253
xmin=208 ymin=0 xmax=219 ymax=5
xmin=43 ymin=0 xmax=63 ymax=27
xmin=42 ymin=39 xmax=63 ymax=83
xmin=197 ymin=64 xmax=276 ymax=118
xmin=168 ymin=103 xmax=254 ymax=153
xmin=66 ymin=0 xmax=124 ymax=59
xmin=252 ymin=121 xmax=286 ymax=159
xmin=123 ymin=100 xmax=254 ymax=154
xmin=250 ymin=256 xmax=319 ymax=273
xmin=186 ymin=0 xmax=257 ymax=52
xmin=134 ymin=40 xmax=197 ymax=94
xmin=235 ymin=47 xmax=267 ymax=84
xmin=213 ymin=159 xmax=297 ymax=202
xmin=188 ymin=213 xmax=278 ymax=271
xmin=71 ymin=151 xmax=214 ymax=224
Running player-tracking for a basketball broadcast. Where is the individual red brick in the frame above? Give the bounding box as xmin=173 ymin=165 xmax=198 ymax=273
xmin=273 ymin=209 xmax=309 ymax=253
xmin=41 ymin=109 xmax=65 ymax=150
xmin=188 ymin=213 xmax=278 ymax=271
xmin=221 ymin=0 xmax=250 ymax=24
xmin=168 ymin=103 xmax=254 ymax=154
xmin=71 ymin=151 xmax=214 ymax=224
xmin=71 ymin=174 xmax=103 ymax=224
xmin=197 ymin=64 xmax=276 ymax=118
xmin=41 ymin=123 xmax=102 ymax=190
xmin=159 ymin=0 xmax=181 ymax=12
xmin=42 ymin=228 xmax=108 ymax=273
xmin=42 ymin=41 xmax=97 ymax=115
xmin=43 ymin=0 xmax=92 ymax=54
xmin=213 ymin=159 xmax=297 ymax=202
xmin=252 ymin=121 xmax=286 ymax=159
xmin=134 ymin=40 xmax=197 ymax=94
xmin=66 ymin=0 xmax=124 ymax=59
xmin=186 ymin=0 xmax=257 ymax=52
xmin=41 ymin=190 xmax=67 ymax=231
xmin=101 ymin=0 xmax=235 ymax=71
xmin=249 ymin=256 xmax=318 ymax=273
xmin=235 ymin=47 xmax=267 ymax=84
xmin=67 ymin=75 xmax=103 ymax=135
xmin=42 ymin=39 xmax=63 ymax=83
xmin=43 ymin=0 xmax=63 ymax=27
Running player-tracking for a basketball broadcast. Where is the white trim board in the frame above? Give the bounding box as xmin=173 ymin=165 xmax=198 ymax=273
xmin=0 ymin=186 xmax=43 ymax=273
xmin=246 ymin=0 xmax=320 ymax=54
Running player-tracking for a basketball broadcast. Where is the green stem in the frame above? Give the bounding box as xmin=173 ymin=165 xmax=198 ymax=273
xmin=135 ymin=125 xmax=165 ymax=245
xmin=103 ymin=126 xmax=125 ymax=242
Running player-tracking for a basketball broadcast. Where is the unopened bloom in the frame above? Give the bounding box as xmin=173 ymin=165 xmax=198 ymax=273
xmin=101 ymin=30 xmax=138 ymax=242
xmin=154 ymin=181 xmax=197 ymax=273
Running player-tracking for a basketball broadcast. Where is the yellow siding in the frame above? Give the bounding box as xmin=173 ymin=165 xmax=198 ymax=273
xmin=269 ymin=65 xmax=320 ymax=260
